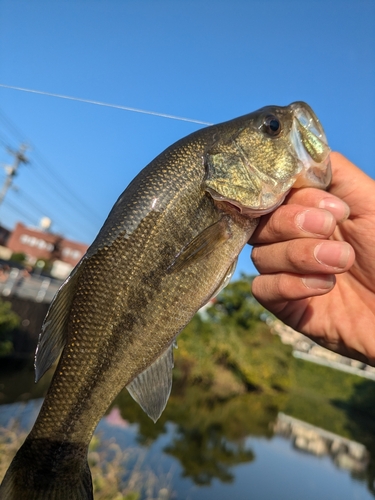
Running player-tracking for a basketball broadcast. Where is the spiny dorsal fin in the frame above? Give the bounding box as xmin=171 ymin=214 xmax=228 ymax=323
xmin=34 ymin=259 xmax=85 ymax=382
xmin=126 ymin=344 xmax=175 ymax=422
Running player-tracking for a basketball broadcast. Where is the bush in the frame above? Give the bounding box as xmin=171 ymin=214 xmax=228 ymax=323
xmin=10 ymin=252 xmax=27 ymax=265
xmin=0 ymin=299 xmax=20 ymax=356
xmin=174 ymin=274 xmax=292 ymax=396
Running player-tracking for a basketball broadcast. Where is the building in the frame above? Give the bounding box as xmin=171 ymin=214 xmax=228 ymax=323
xmin=0 ymin=225 xmax=11 ymax=246
xmin=6 ymin=222 xmax=89 ymax=278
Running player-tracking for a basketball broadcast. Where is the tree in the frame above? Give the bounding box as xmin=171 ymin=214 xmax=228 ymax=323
xmin=10 ymin=252 xmax=27 ymax=265
xmin=174 ymin=274 xmax=292 ymax=395
xmin=0 ymin=299 xmax=20 ymax=355
xmin=206 ymin=274 xmax=267 ymax=328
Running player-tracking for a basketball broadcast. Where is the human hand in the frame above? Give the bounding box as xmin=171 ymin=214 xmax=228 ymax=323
xmin=249 ymin=152 xmax=375 ymax=365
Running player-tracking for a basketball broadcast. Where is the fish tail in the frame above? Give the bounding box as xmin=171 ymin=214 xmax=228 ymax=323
xmin=0 ymin=437 xmax=93 ymax=499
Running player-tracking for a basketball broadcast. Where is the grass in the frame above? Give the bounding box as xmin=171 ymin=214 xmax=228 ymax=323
xmin=284 ymin=358 xmax=375 ymax=438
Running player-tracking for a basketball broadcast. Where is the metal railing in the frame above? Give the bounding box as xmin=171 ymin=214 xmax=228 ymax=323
xmin=0 ymin=268 xmax=62 ymax=303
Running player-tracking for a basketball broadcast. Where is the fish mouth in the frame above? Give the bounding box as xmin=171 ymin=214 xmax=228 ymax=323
xmin=205 ymin=102 xmax=332 ymax=220
xmin=289 ymin=101 xmax=332 ymax=189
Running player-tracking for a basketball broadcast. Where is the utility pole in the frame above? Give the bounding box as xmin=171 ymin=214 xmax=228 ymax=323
xmin=0 ymin=143 xmax=29 ymax=209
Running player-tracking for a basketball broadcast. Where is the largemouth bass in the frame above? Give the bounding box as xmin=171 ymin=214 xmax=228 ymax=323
xmin=0 ymin=102 xmax=331 ymax=499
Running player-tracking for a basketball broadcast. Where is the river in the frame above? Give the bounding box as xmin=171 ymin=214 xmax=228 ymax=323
xmin=0 ymin=358 xmax=374 ymax=500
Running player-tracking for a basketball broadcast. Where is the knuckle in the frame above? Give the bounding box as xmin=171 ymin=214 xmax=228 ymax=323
xmin=267 ymin=211 xmax=286 ymax=239
xmin=284 ymin=240 xmax=311 ymax=270
xmin=274 ymin=274 xmax=291 ymax=298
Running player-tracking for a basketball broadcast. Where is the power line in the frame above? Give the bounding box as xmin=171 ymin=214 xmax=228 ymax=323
xmin=14 ymin=187 xmax=53 ymax=218
xmin=13 ymin=188 xmax=96 ymax=242
xmin=31 ymin=150 xmax=103 ymax=223
xmin=0 ymin=109 xmax=102 ymax=229
xmin=0 ymin=108 xmax=27 ymax=143
xmin=0 ymin=177 xmax=96 ymax=241
xmin=3 ymin=198 xmax=37 ymax=226
xmin=0 ymin=86 xmax=213 ymax=241
xmin=0 ymin=83 xmax=213 ymax=126
xmin=0 ymin=129 xmax=19 ymax=151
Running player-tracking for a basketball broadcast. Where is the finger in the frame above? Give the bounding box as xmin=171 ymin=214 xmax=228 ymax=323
xmin=249 ymin=205 xmax=336 ymax=245
xmin=330 ymin=152 xmax=375 ymax=218
xmin=251 ymin=273 xmax=336 ymax=313
xmin=251 ymin=239 xmax=355 ymax=275
xmin=285 ymin=188 xmax=350 ymax=222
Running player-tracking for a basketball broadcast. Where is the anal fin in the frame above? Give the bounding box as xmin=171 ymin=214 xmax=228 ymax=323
xmin=126 ymin=344 xmax=174 ymax=422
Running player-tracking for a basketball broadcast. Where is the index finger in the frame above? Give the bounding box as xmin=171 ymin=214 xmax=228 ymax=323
xmin=249 ymin=190 xmax=349 ymax=246
xmin=284 ymin=188 xmax=350 ymax=222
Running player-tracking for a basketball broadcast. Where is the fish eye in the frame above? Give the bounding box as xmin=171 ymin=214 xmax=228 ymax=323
xmin=263 ymin=115 xmax=282 ymax=137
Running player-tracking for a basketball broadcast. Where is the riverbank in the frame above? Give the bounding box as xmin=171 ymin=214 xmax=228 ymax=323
xmin=1 ymin=274 xmax=375 ymax=498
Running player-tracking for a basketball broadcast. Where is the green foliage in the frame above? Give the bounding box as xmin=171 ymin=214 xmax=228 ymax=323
xmin=174 ymin=274 xmax=292 ymax=396
xmin=285 ymin=358 xmax=375 ymax=439
xmin=344 ymin=379 xmax=375 ymax=419
xmin=289 ymin=358 xmax=365 ymax=401
xmin=164 ymin=424 xmax=253 ymax=485
xmin=34 ymin=259 xmax=53 ymax=274
xmin=110 ymin=273 xmax=293 ymax=488
xmin=284 ymin=358 xmax=375 ymax=494
xmin=10 ymin=252 xmax=26 ymax=264
xmin=4 ymin=272 xmax=375 ymax=494
xmin=342 ymin=381 xmax=375 ymax=494
xmin=206 ymin=274 xmax=268 ymax=328
xmin=111 ymin=385 xmax=286 ymax=486
xmin=0 ymin=299 xmax=20 ymax=356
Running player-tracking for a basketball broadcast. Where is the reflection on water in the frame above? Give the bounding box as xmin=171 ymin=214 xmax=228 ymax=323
xmin=164 ymin=423 xmax=254 ymax=485
xmin=1 ymin=360 xmax=375 ymax=500
xmin=0 ymin=358 xmax=51 ymax=404
xmin=274 ymin=413 xmax=369 ymax=473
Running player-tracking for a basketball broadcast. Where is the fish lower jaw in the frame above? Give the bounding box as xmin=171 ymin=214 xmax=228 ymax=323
xmin=292 ymin=156 xmax=332 ymax=189
xmin=214 ymin=193 xmax=289 ymax=219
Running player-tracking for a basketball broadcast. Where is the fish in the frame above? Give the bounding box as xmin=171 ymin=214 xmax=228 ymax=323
xmin=0 ymin=101 xmax=331 ymax=499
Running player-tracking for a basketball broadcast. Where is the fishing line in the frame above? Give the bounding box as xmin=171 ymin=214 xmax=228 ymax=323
xmin=0 ymin=83 xmax=213 ymax=126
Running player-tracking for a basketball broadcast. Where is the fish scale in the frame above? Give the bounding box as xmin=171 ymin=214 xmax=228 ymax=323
xmin=0 ymin=101 xmax=331 ymax=499
xmin=30 ymin=164 xmax=222 ymax=443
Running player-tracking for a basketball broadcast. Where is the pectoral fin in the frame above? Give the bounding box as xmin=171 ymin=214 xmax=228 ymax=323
xmin=211 ymin=257 xmax=237 ymax=299
xmin=126 ymin=344 xmax=174 ymax=422
xmin=34 ymin=258 xmax=85 ymax=382
xmin=168 ymin=217 xmax=231 ymax=273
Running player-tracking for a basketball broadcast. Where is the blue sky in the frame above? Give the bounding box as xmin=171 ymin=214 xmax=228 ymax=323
xmin=0 ymin=0 xmax=374 ymax=276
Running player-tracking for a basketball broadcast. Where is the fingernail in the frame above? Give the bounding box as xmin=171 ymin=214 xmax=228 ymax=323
xmin=314 ymin=242 xmax=351 ymax=268
xmin=319 ymin=198 xmax=350 ymax=222
xmin=296 ymin=209 xmax=334 ymax=236
xmin=302 ymin=275 xmax=336 ymax=290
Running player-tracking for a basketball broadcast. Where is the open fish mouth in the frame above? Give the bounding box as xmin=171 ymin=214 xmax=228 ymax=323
xmin=290 ymin=101 xmax=332 ymax=189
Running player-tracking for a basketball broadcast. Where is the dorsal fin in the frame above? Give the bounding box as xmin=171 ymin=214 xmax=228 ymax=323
xmin=34 ymin=259 xmax=85 ymax=382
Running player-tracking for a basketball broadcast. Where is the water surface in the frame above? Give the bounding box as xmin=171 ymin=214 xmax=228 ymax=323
xmin=0 ymin=360 xmax=374 ymax=499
